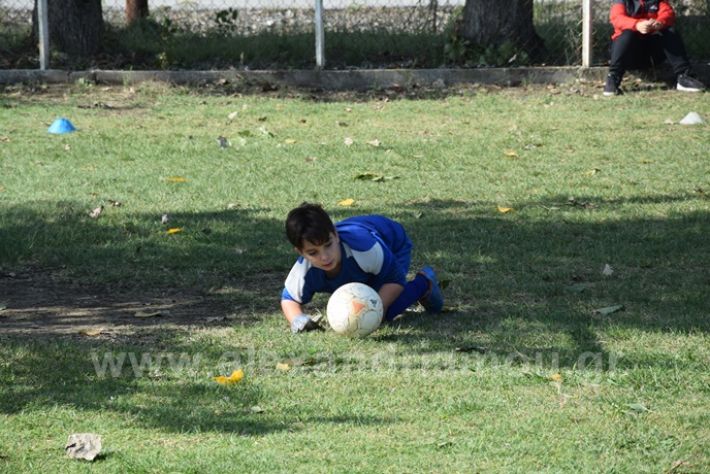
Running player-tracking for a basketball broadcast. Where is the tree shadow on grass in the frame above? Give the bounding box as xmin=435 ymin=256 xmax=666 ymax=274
xmin=0 ymin=333 xmax=398 ymax=435
xmin=1 ymin=193 xmax=707 ymax=376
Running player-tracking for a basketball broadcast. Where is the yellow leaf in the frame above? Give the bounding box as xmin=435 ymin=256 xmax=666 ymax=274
xmin=337 ymin=198 xmax=355 ymax=207
xmin=166 ymin=227 xmax=183 ymax=235
xmin=213 ymin=369 xmax=244 ymax=385
xmin=504 ymin=149 xmax=519 ymax=158
xmin=284 ymin=138 xmax=297 ymax=145
xmin=166 ymin=176 xmax=188 ymax=183
xmin=550 ymin=373 xmax=563 ymax=382
xmin=276 ymin=362 xmax=291 ymax=372
xmin=497 ymin=206 xmax=514 ymax=214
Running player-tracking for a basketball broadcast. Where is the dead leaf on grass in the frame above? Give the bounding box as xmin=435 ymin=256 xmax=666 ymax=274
xmin=497 ymin=206 xmax=514 ymax=214
xmin=217 ymin=136 xmax=230 ymax=148
xmin=166 ymin=227 xmax=183 ymax=235
xmin=65 ymin=433 xmax=102 ymax=461
xmin=79 ymin=328 xmax=105 ymax=337
xmin=593 ymin=305 xmax=625 ymax=316
xmin=367 ymin=139 xmax=381 ymax=147
xmin=337 ymin=198 xmax=355 ymax=207
xmin=88 ymin=205 xmax=103 ymax=219
xmin=227 ymin=111 xmax=238 ymax=121
xmin=250 ymin=405 xmax=265 ymax=413
xmin=276 ymin=362 xmax=291 ymax=372
xmin=166 ymin=176 xmax=188 ymax=183
xmin=504 ymin=149 xmax=519 ymax=158
xmin=585 ymin=168 xmax=601 ymax=176
xmin=549 ymin=373 xmax=563 ymax=382
xmin=343 ymin=137 xmax=354 ymax=147
xmin=213 ymin=369 xmax=244 ymax=385
xmin=284 ymin=138 xmax=297 ymax=145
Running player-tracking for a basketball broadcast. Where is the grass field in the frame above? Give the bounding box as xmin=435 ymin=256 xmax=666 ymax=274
xmin=0 ymin=81 xmax=708 ymax=473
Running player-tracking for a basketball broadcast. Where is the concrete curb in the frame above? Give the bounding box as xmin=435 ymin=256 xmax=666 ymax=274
xmin=0 ymin=67 xmax=611 ymax=90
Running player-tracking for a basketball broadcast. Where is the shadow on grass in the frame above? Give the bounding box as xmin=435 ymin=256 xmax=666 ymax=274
xmin=0 ymin=193 xmax=710 ymax=376
xmin=0 ymin=334 xmax=399 ymax=434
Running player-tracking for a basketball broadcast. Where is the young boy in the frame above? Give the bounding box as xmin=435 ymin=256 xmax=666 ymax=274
xmin=281 ymin=203 xmax=444 ymax=333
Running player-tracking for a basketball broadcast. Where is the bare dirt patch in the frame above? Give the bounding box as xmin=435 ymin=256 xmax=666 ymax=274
xmin=0 ymin=266 xmax=265 ymax=341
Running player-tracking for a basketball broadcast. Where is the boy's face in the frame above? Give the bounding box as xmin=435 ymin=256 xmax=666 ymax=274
xmin=297 ymin=232 xmax=341 ymax=274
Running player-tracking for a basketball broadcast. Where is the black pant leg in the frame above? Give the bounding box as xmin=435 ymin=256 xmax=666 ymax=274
xmin=609 ymin=30 xmax=641 ymax=77
xmin=657 ymin=28 xmax=691 ymax=76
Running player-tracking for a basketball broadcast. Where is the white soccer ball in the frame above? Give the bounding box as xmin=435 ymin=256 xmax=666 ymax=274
xmin=327 ymin=282 xmax=384 ymax=337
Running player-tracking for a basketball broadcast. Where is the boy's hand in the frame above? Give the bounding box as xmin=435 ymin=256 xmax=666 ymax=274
xmin=290 ymin=314 xmax=323 ymax=334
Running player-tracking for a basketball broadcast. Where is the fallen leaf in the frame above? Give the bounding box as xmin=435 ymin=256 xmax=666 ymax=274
xmin=166 ymin=227 xmax=183 ymax=235
xmin=79 ymin=328 xmax=105 ymax=337
xmin=667 ymin=460 xmax=689 ymax=473
xmin=497 ymin=206 xmax=514 ymax=214
xmin=88 ymin=206 xmax=103 ymax=219
xmin=345 ymin=107 xmax=352 ymax=112
xmin=166 ymin=176 xmax=188 ymax=183
xmin=305 ymin=156 xmax=317 ymax=163
xmin=64 ymin=143 xmax=71 ymax=151
xmin=337 ymin=198 xmax=355 ymax=207
xmin=217 ymin=136 xmax=230 ymax=148
xmin=593 ymin=304 xmax=625 ymax=316
xmin=626 ymin=402 xmax=650 ymax=413
xmin=134 ymin=310 xmax=166 ymax=318
xmin=258 ymin=126 xmax=274 ymax=137
xmin=0 ymin=136 xmax=9 ymax=142
xmin=504 ymin=149 xmax=519 ymax=158
xmin=344 ymin=137 xmax=354 ymax=146
xmin=227 ymin=111 xmax=238 ymax=120
xmin=585 ymin=168 xmax=601 ymax=176
xmin=549 ymin=373 xmax=563 ymax=382
xmin=250 ymin=405 xmax=265 ymax=413
xmin=65 ymin=433 xmax=102 ymax=461
xmin=367 ymin=139 xmax=381 ymax=147
xmin=602 ymin=264 xmax=614 ymax=276
xmin=276 ymin=362 xmax=291 ymax=372
xmin=284 ymin=138 xmax=297 ymax=145
xmin=213 ymin=369 xmax=244 ymax=385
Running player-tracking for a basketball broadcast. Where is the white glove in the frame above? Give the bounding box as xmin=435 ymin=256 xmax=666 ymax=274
xmin=290 ymin=314 xmax=322 ymax=334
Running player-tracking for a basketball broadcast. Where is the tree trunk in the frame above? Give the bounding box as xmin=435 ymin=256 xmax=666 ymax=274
xmin=126 ymin=0 xmax=149 ymax=25
xmin=33 ymin=0 xmax=103 ymax=57
xmin=462 ymin=0 xmax=544 ymax=59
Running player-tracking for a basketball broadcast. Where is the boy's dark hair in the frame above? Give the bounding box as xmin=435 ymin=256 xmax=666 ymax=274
xmin=285 ymin=202 xmax=336 ymax=249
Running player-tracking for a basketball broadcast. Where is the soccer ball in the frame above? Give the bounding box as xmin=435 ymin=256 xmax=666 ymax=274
xmin=327 ymin=283 xmax=384 ymax=337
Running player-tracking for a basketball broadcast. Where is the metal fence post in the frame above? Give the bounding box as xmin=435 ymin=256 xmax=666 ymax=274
xmin=582 ymin=0 xmax=593 ymax=67
xmin=314 ymin=0 xmax=325 ymax=68
xmin=37 ymin=0 xmax=50 ymax=70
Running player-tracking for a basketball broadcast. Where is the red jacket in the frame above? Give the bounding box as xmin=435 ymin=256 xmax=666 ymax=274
xmin=610 ymin=0 xmax=676 ymax=40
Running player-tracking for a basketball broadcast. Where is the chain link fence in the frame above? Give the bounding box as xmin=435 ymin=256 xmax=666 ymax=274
xmin=1 ymin=1 xmax=708 ymax=69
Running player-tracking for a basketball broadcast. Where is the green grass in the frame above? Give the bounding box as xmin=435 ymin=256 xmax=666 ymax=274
xmin=0 ymin=83 xmax=709 ymax=472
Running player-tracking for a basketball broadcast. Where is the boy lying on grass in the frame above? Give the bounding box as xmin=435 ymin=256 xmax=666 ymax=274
xmin=281 ymin=202 xmax=444 ymax=333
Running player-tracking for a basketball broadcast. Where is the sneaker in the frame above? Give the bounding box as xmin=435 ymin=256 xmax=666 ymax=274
xmin=603 ymin=74 xmax=622 ymax=96
xmin=418 ymin=266 xmax=444 ymax=313
xmin=677 ymin=74 xmax=705 ymax=92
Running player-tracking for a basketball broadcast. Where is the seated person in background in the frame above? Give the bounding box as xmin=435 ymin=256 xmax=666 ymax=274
xmin=604 ymin=0 xmax=705 ymax=96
